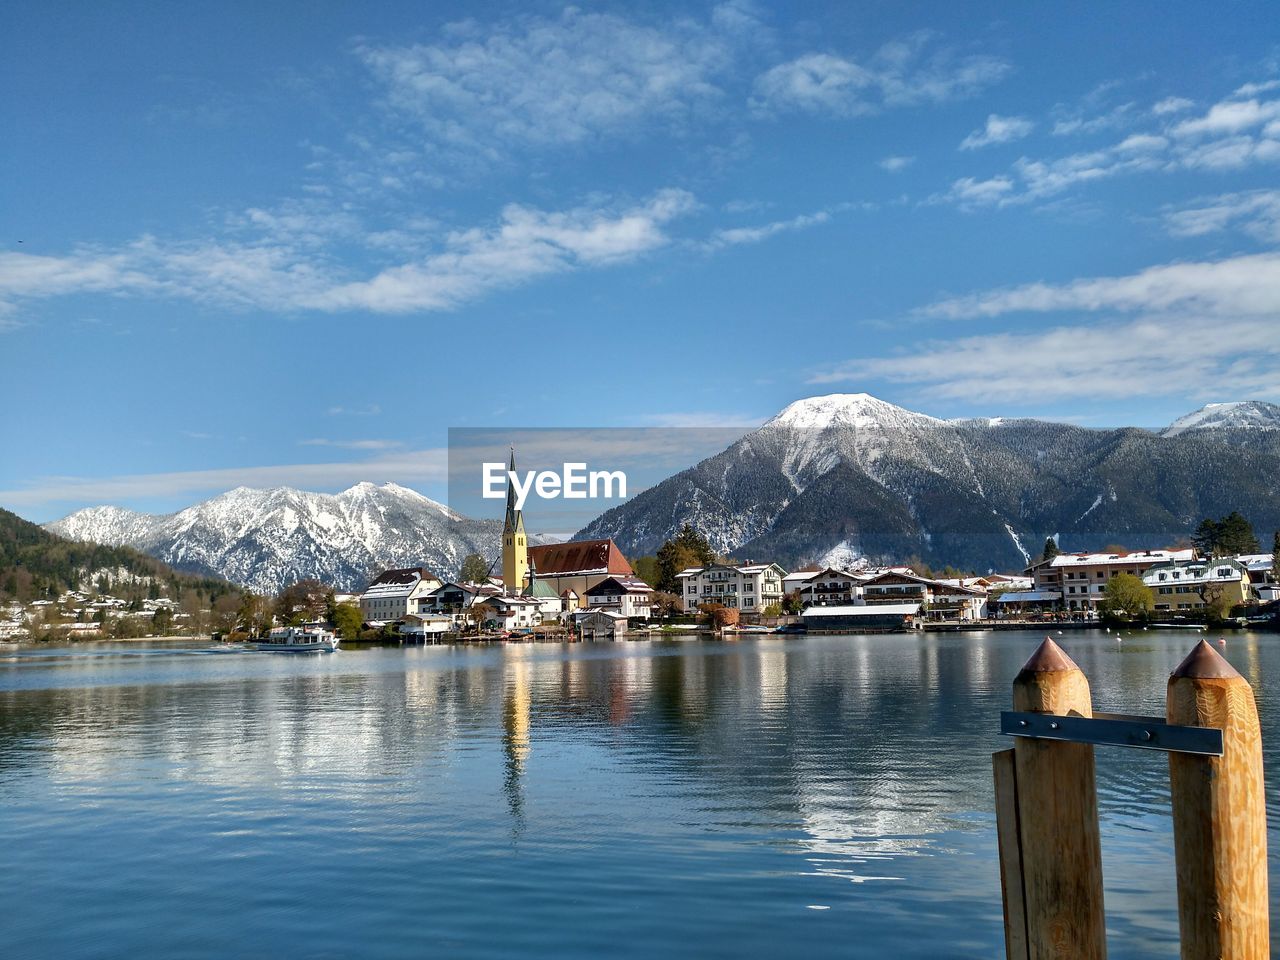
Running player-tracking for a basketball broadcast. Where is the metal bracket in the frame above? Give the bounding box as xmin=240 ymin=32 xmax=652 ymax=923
xmin=1000 ymin=710 xmax=1223 ymax=756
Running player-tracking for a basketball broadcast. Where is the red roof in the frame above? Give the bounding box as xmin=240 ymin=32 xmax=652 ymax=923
xmin=529 ymin=539 xmax=633 ymax=577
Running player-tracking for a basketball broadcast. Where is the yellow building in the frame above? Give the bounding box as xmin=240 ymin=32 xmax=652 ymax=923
xmin=501 ymin=448 xmax=528 ymax=595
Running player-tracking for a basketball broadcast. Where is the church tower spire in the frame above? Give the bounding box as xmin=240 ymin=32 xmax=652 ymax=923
xmin=502 ymin=446 xmax=528 ymax=595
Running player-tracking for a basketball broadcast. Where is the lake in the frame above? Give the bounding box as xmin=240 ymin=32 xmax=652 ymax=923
xmin=1 ymin=629 xmax=1277 ymax=958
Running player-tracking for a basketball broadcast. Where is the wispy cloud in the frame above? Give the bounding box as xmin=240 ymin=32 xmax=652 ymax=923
xmin=702 ymin=205 xmax=853 ymax=249
xmin=936 ymin=80 xmax=1280 ymax=208
xmin=0 ymin=450 xmax=450 ymax=512
xmin=298 ymin=438 xmax=404 ymax=450
xmin=327 ymin=404 xmax=382 ymax=416
xmin=811 ymin=314 xmax=1280 ymax=403
xmin=638 ymin=411 xmax=766 ymax=428
xmin=918 ymin=252 xmax=1280 ymax=320
xmin=808 ymin=249 xmax=1280 ymax=404
xmin=1163 ymin=189 xmax=1280 ymax=243
xmin=750 ymin=34 xmax=1009 ymax=117
xmin=959 ymin=114 xmax=1033 ymax=150
xmin=812 ymin=253 xmax=1280 ymax=401
xmin=356 ymin=6 xmax=749 ymax=157
xmin=1153 ymin=96 xmax=1194 ymax=116
xmin=878 ymin=154 xmax=915 ymax=172
xmin=0 ymin=189 xmax=699 ymax=317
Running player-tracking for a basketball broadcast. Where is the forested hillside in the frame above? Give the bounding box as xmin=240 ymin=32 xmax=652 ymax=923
xmin=0 ymin=507 xmax=241 ymax=608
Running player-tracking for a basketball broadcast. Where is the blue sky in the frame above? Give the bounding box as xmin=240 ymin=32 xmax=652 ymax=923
xmin=3 ymin=1 xmax=1279 ymax=521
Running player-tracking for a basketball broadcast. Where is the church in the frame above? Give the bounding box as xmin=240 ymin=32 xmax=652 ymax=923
xmin=500 ymin=448 xmax=642 ymax=612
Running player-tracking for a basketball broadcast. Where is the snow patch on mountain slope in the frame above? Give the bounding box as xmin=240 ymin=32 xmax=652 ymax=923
xmin=48 ymin=482 xmax=503 ymax=594
xmin=1162 ymin=401 xmax=1280 ymax=436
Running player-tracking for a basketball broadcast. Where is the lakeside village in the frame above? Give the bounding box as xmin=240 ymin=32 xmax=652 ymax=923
xmin=5 ymin=460 xmax=1279 ymax=644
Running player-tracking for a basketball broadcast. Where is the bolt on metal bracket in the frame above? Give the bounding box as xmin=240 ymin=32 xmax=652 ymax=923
xmin=1000 ymin=710 xmax=1224 ymax=756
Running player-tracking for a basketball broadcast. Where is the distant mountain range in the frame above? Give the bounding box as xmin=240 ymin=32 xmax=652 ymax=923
xmin=43 ymin=396 xmax=1280 ymax=587
xmin=47 ymin=482 xmax=507 ymax=595
xmin=574 ymin=395 xmax=1280 ymax=572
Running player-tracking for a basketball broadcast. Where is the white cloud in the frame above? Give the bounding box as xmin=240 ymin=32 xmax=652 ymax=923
xmin=703 ymin=208 xmax=834 ymax=248
xmin=878 ymin=154 xmax=915 ymax=172
xmin=812 ymin=251 xmax=1280 ymax=402
xmin=305 ymin=189 xmax=697 ymax=312
xmin=939 ymin=175 xmax=1015 ymax=207
xmin=327 ymin=404 xmax=382 ymax=416
xmin=811 ymin=314 xmax=1280 ymax=403
xmin=960 ymin=114 xmax=1033 ymax=150
xmin=640 ymin=411 xmax=766 ymax=428
xmin=0 ymin=189 xmax=698 ymax=317
xmin=1153 ymin=96 xmax=1194 ymax=115
xmin=1172 ymin=96 xmax=1280 ymax=138
xmin=1051 ymin=102 xmax=1136 ymax=136
xmin=751 ymin=34 xmax=1008 ymax=117
xmin=938 ymin=82 xmax=1280 ymax=208
xmin=298 ymin=438 xmax=404 ymax=450
xmin=0 ymin=449 xmax=450 ymax=511
xmin=357 ymin=7 xmax=742 ymax=154
xmin=1164 ymin=190 xmax=1280 ymax=243
xmin=918 ymin=252 xmax=1280 ymax=319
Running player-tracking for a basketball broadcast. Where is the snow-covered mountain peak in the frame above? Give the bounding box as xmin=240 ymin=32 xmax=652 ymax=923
xmin=765 ymin=393 xmax=941 ymax=432
xmin=46 ymin=482 xmax=502 ymax=593
xmin=1162 ymin=401 xmax=1280 ymax=437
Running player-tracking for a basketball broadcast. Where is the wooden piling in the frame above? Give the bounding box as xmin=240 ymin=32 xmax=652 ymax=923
xmin=993 ymin=748 xmax=1030 ymax=960
xmin=1011 ymin=638 xmax=1107 ymax=960
xmin=1166 ymin=640 xmax=1269 ymax=960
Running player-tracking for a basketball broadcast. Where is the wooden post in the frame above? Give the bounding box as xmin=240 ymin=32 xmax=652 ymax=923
xmin=1167 ymin=640 xmax=1269 ymax=959
xmin=994 ymin=748 xmax=1030 ymax=960
xmin=1012 ymin=639 xmax=1107 ymax=960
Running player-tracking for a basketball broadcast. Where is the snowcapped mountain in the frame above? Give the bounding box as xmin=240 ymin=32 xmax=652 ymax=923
xmin=48 ymin=482 xmax=505 ymax=594
xmin=1162 ymin=401 xmax=1280 ymax=437
xmin=575 ymin=393 xmax=1280 ymax=572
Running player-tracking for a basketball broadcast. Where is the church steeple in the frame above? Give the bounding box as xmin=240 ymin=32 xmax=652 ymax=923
xmin=501 ymin=446 xmax=528 ymax=595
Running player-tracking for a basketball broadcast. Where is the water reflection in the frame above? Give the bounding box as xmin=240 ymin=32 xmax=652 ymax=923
xmin=0 ymin=631 xmax=1277 ymax=958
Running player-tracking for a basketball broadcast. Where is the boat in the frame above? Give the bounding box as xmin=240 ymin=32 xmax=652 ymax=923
xmin=251 ymin=625 xmax=340 ymax=653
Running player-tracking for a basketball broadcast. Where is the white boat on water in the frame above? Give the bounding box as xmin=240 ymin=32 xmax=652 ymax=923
xmin=251 ymin=625 xmax=340 ymax=653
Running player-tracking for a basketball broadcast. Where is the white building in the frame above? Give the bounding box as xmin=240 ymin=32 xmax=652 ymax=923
xmin=360 ymin=567 xmax=442 ymax=623
xmin=475 ymin=595 xmax=543 ymax=631
xmin=1027 ymin=549 xmax=1196 ymax=612
xmin=583 ymin=576 xmax=653 ymax=619
xmin=676 ymin=562 xmax=787 ymax=614
xmin=797 ymin=567 xmax=868 ymax=607
xmin=1142 ymin=558 xmax=1254 ymax=613
xmin=1237 ymin=554 xmax=1279 ymax=604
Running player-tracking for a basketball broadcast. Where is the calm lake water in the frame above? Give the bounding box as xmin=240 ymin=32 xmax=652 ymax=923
xmin=1 ymin=629 xmax=1277 ymax=959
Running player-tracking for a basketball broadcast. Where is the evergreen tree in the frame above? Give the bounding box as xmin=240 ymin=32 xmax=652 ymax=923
xmin=459 ymin=553 xmax=490 ymax=583
xmin=1218 ymin=511 xmax=1260 ymax=555
xmin=1193 ymin=512 xmax=1260 ymax=557
xmin=1041 ymin=536 xmax=1060 ymax=563
xmin=655 ymin=524 xmax=716 ymax=592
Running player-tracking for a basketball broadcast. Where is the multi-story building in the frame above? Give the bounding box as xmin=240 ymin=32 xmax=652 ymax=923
xmin=360 ymin=567 xmax=442 ymax=623
xmin=859 ymin=571 xmax=986 ymax=620
xmin=676 ymin=562 xmax=787 ymax=614
xmin=1143 ymin=558 xmax=1254 ymax=613
xmin=1026 ymin=549 xmax=1196 ymax=612
xmin=417 ymin=580 xmax=502 ymax=616
xmin=797 ymin=567 xmax=868 ymax=607
xmin=1237 ymin=554 xmax=1279 ymax=604
xmin=583 ymin=576 xmax=653 ymax=619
